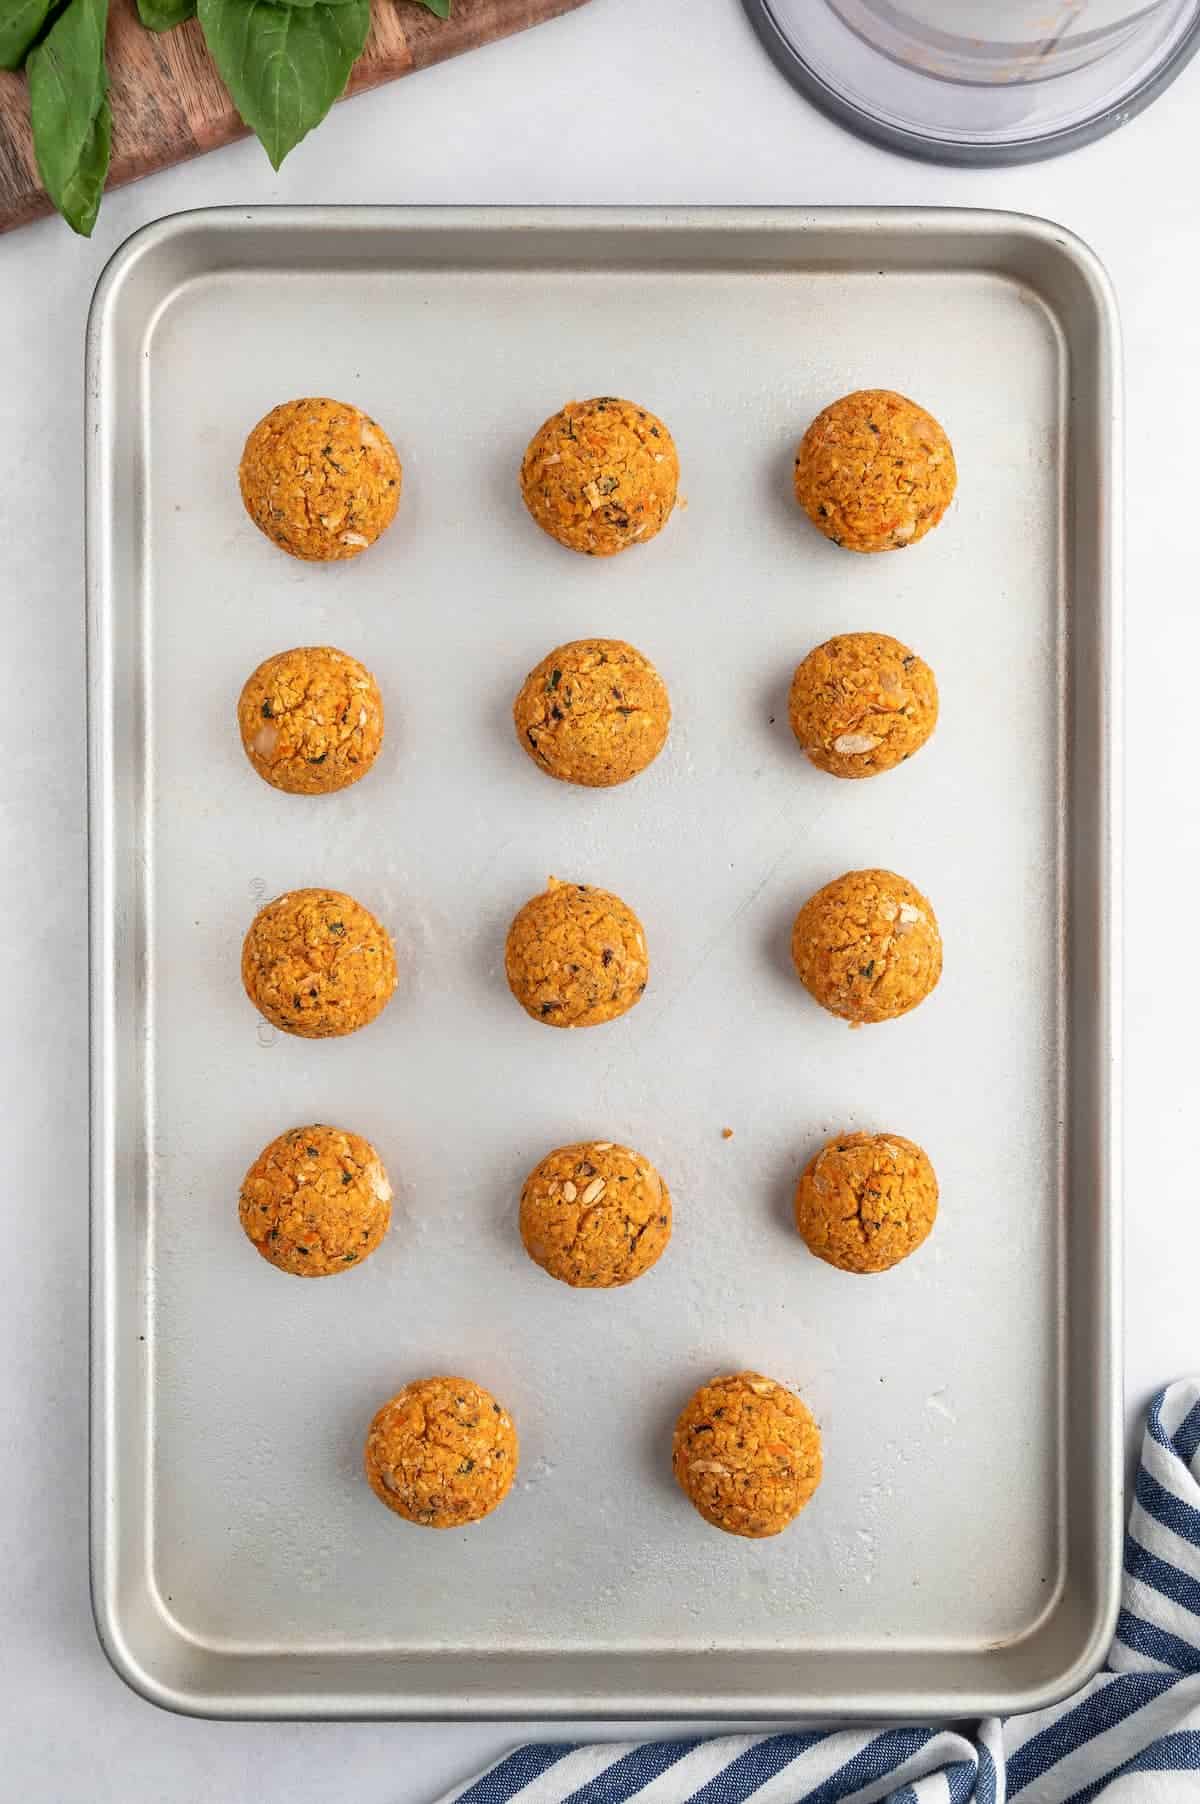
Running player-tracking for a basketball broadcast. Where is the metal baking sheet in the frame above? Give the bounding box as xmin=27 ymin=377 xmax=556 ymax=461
xmin=87 ymin=206 xmax=1122 ymax=1720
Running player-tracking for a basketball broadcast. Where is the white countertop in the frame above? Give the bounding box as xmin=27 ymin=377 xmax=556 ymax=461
xmin=3 ymin=1 xmax=1194 ymax=1795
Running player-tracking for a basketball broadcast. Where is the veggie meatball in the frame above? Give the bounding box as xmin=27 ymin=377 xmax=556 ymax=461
xmin=791 ymin=868 xmax=942 ymax=1025
xmin=672 ymin=1371 xmax=823 ymax=1538
xmin=513 ymin=639 xmax=670 ymax=787
xmin=239 ymin=397 xmax=402 ymax=561
xmin=237 ymin=645 xmax=384 ymax=795
xmin=364 ymin=1377 xmax=518 ymax=1527
xmin=519 ymin=1140 xmax=671 ymax=1287
xmin=239 ymin=1124 xmax=392 ymax=1276
xmin=788 ymin=632 xmax=937 ymax=779
xmin=794 ymin=389 xmax=955 ymax=553
xmin=242 ymin=888 xmax=397 ymax=1038
xmin=795 ymin=1131 xmax=937 ymax=1273
xmin=505 ymin=878 xmax=648 ymax=1028
xmin=520 ymin=397 xmax=678 ymax=556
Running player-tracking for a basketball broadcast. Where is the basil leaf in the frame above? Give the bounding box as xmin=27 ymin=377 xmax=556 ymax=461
xmin=197 ymin=0 xmax=369 ymax=170
xmin=136 ymin=0 xmax=196 ymax=30
xmin=243 ymin=0 xmax=362 ymax=11
xmin=58 ymin=88 xmax=110 ymax=228
xmin=249 ymin=0 xmax=451 ymax=10
xmin=0 ymin=0 xmax=56 ymax=70
xmin=27 ymin=0 xmax=111 ymax=236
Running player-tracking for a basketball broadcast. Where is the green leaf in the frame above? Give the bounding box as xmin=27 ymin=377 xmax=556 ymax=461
xmin=0 ymin=0 xmax=57 ymax=71
xmin=135 ymin=0 xmax=195 ymax=30
xmin=197 ymin=0 xmax=369 ymax=170
xmin=27 ymin=0 xmax=111 ymax=236
xmin=58 ymin=87 xmax=109 ymax=228
xmin=413 ymin=0 xmax=450 ymax=17
xmin=243 ymin=0 xmax=363 ymax=11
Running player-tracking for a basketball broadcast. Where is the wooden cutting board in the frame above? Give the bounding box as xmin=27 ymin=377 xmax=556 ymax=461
xmin=0 ymin=0 xmax=590 ymax=232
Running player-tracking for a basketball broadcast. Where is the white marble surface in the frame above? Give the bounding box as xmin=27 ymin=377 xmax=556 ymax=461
xmin=3 ymin=1 xmax=1195 ymax=1796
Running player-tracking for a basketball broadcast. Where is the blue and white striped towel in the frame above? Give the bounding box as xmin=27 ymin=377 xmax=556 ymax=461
xmin=439 ymin=1380 xmax=1200 ymax=1804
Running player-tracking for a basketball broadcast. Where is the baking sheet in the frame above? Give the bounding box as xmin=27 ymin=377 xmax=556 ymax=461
xmin=87 ymin=207 xmax=1121 ymax=1719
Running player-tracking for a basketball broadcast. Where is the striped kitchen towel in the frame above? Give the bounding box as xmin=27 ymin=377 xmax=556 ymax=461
xmin=439 ymin=1380 xmax=1200 ymax=1804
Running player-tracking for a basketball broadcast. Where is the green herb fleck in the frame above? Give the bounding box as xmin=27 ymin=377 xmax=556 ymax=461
xmin=860 ymin=960 xmax=875 ymax=978
xmin=308 ymin=753 xmax=326 ymax=764
xmin=296 ymin=1245 xmax=310 ymax=1255
xmin=342 ymin=1251 xmax=357 ymax=1262
xmin=329 ymin=920 xmax=344 ymax=935
xmin=261 ymin=700 xmax=273 ymax=718
xmin=546 ymin=668 xmax=562 ymax=692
